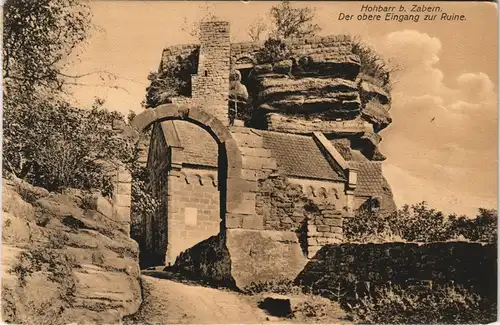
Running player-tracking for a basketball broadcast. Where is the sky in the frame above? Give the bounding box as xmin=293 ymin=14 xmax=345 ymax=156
xmin=67 ymin=1 xmax=498 ymax=216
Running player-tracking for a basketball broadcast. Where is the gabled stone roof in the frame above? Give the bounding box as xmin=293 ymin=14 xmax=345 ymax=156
xmin=161 ymin=121 xmax=218 ymax=168
xmin=330 ymin=138 xmax=353 ymax=161
xmin=330 ymin=138 xmax=368 ymax=162
xmin=349 ymin=161 xmax=385 ymax=197
xmin=159 ymin=121 xmax=348 ymax=182
xmin=260 ymin=131 xmax=346 ymax=182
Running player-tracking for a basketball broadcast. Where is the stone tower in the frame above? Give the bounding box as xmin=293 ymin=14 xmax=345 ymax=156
xmin=191 ymin=21 xmax=231 ymax=125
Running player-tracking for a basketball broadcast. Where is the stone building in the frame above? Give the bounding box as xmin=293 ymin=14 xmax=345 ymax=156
xmin=131 ymin=20 xmax=396 ymax=286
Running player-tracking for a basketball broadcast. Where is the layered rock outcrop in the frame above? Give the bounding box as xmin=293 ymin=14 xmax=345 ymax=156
xmin=245 ymin=42 xmax=391 ymax=144
xmin=2 ymin=178 xmax=141 ymax=325
xmin=149 ymin=35 xmax=392 ymax=162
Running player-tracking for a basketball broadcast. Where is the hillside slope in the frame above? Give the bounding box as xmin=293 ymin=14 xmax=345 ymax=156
xmin=1 ymin=178 xmax=142 ymax=325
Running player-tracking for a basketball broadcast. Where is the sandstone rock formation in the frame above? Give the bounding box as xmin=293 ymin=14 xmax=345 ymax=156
xmin=149 ymin=35 xmax=393 ymax=162
xmin=2 ymin=177 xmax=141 ymax=325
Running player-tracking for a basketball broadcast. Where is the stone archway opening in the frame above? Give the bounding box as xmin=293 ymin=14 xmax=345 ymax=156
xmin=130 ymin=104 xmax=245 ymax=267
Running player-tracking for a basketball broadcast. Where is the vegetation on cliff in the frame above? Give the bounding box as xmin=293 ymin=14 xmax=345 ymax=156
xmin=3 ymin=0 xmax=157 ymax=235
xmin=2 ymin=178 xmax=141 ymax=325
xmin=269 ymin=1 xmax=321 ymax=39
xmin=2 ymin=2 xmax=147 ymax=322
xmin=348 ymin=282 xmax=496 ymax=324
xmin=144 ymin=47 xmax=200 ymax=108
xmin=344 ymin=201 xmax=497 ymax=243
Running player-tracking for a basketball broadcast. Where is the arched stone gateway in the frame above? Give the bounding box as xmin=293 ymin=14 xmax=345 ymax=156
xmin=127 ymin=20 xmax=397 ymax=289
xmin=130 ymin=104 xmax=250 ymax=230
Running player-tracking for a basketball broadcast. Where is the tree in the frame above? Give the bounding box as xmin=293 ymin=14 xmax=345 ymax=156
xmin=180 ymin=2 xmax=218 ymax=40
xmin=351 ymin=36 xmax=401 ymax=89
xmin=269 ymin=1 xmax=321 ymax=39
xmin=2 ymin=0 xmax=140 ymax=195
xmin=344 ymin=202 xmax=498 ymax=244
xmin=4 ymin=97 xmax=137 ymax=193
xmin=3 ymin=0 xmax=93 ymax=179
xmin=248 ymin=19 xmax=268 ymax=41
xmin=3 ymin=0 xmax=93 ymax=102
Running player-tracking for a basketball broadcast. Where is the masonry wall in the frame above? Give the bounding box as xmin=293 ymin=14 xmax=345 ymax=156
xmin=354 ymin=196 xmax=371 ymax=210
xmin=288 ymin=178 xmax=347 ymax=210
xmin=256 ymin=175 xmax=344 ymax=258
xmin=230 ymin=35 xmax=354 ymax=67
xmin=166 ymin=168 xmax=221 ymax=265
xmin=296 ymin=242 xmax=497 ymax=302
xmin=191 ymin=21 xmax=231 ymax=125
xmin=257 ymin=175 xmax=306 ymax=231
xmin=224 ymin=126 xmax=278 ymax=230
xmin=304 ymin=203 xmax=344 ymax=259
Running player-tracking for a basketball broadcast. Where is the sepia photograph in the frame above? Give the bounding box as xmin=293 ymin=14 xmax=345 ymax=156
xmin=1 ymin=0 xmax=498 ymax=324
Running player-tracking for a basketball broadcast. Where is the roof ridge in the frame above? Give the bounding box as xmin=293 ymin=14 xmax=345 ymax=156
xmin=256 ymin=129 xmax=314 ymax=139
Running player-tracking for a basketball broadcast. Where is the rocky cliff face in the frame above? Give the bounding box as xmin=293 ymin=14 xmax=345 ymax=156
xmin=235 ymin=37 xmax=392 ymax=163
xmin=2 ymin=178 xmax=141 ymax=325
xmin=151 ymin=35 xmax=392 ymax=162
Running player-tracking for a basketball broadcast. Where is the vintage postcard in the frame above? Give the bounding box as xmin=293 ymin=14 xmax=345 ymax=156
xmin=2 ymin=0 xmax=498 ymax=324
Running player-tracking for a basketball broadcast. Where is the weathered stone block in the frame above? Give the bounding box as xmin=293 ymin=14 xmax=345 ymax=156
xmin=209 ymin=119 xmax=233 ymax=142
xmin=187 ymin=106 xmax=216 ymax=125
xmin=330 ymin=226 xmax=343 ymax=234
xmin=323 ymin=218 xmax=342 ymax=227
xmin=307 ymin=224 xmax=318 ymax=234
xmin=317 ymin=225 xmax=330 ymax=232
xmin=117 ymin=171 xmax=132 ymax=183
xmin=226 ymin=164 xmax=242 ymax=178
xmin=241 ymin=214 xmax=264 ymax=230
xmin=242 ymin=192 xmax=257 ymax=201
xmin=226 ymin=213 xmax=243 ymax=228
xmin=226 ymin=229 xmax=308 ymax=289
xmin=241 ymin=156 xmax=265 ymax=170
xmin=241 ymin=169 xmax=258 ymax=181
xmin=131 ymin=109 xmax=156 ymax=131
xmin=314 ymin=218 xmax=324 ymax=225
xmin=227 ymin=177 xmax=258 ymax=192
xmin=322 ymin=211 xmax=343 ymax=218
xmin=262 ymin=158 xmax=278 ymax=170
xmin=114 ymin=194 xmax=131 ymax=208
xmin=154 ymin=103 xmax=183 ymax=119
xmin=116 ymin=183 xmax=132 ymax=195
xmin=240 ymin=147 xmax=272 ymax=158
xmin=227 ymin=199 xmax=256 ymax=215
xmin=233 ymin=132 xmax=263 ymax=148
xmin=114 ymin=206 xmax=131 ymax=223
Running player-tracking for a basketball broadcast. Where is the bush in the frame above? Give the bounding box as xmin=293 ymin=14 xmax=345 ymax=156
xmin=255 ymin=38 xmax=293 ymax=64
xmin=344 ymin=202 xmax=497 ymax=243
xmin=3 ymin=98 xmax=135 ymax=195
xmin=244 ymin=278 xmax=303 ymax=296
xmin=351 ymin=36 xmax=393 ymax=89
xmin=448 ymin=208 xmax=498 ymax=243
xmin=145 ymin=47 xmax=199 ymax=107
xmin=130 ymin=165 xmax=160 ymax=241
xmin=348 ymin=283 xmax=496 ymax=324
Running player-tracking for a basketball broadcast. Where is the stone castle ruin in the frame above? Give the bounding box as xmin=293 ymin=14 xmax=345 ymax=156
xmin=129 ymin=21 xmax=396 ymax=288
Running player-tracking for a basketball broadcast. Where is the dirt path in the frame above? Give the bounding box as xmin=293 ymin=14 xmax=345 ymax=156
xmin=124 ymin=274 xmax=273 ymax=324
xmin=124 ymin=271 xmax=350 ymax=324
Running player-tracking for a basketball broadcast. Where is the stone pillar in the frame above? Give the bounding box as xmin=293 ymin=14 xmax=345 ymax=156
xmin=113 ymin=165 xmax=133 ymax=234
xmin=191 ymin=21 xmax=231 ymax=126
xmin=345 ymin=166 xmax=358 ymax=218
